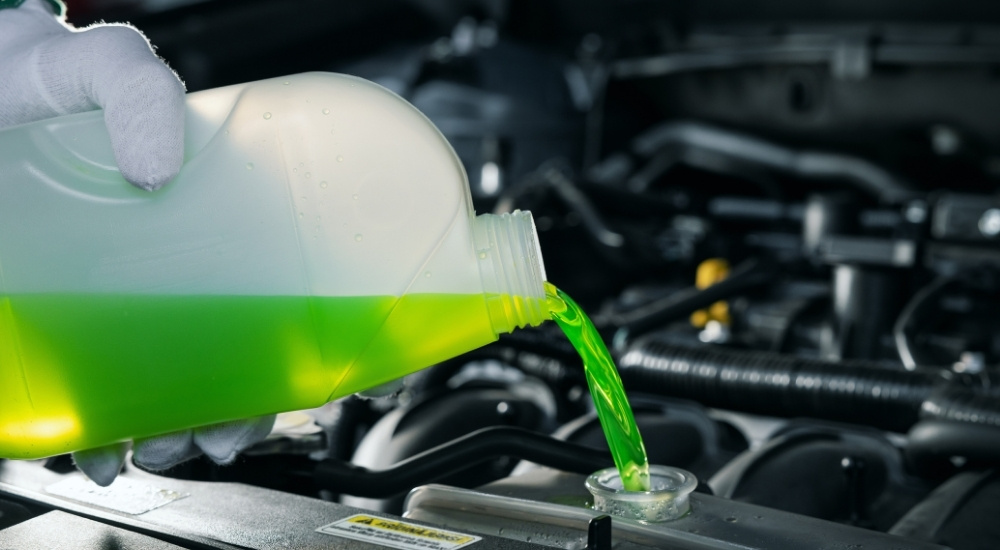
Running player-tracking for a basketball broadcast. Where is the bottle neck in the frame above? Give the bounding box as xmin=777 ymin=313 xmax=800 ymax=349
xmin=472 ymin=211 xmax=548 ymax=334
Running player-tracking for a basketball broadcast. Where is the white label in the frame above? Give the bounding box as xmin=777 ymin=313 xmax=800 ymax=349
xmin=317 ymin=514 xmax=481 ymax=550
xmin=45 ymin=476 xmax=187 ymax=515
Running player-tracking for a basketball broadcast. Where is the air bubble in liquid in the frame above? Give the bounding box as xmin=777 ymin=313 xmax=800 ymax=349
xmin=337 ymin=155 xmax=344 ymax=162
xmin=246 ymin=163 xmax=254 ymax=170
xmin=354 ymin=234 xmax=363 ymax=242
xmin=263 ymin=112 xmax=272 ymax=120
xmin=320 ymin=181 xmax=328 ymax=189
xmin=322 ymin=108 xmax=330 ymax=115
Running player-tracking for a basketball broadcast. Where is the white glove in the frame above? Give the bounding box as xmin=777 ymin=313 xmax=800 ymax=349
xmin=73 ymin=416 xmax=278 ymax=486
xmin=0 ymin=0 xmax=184 ymax=190
xmin=0 ymin=0 xmax=275 ymax=486
xmin=356 ymin=378 xmax=406 ymax=399
xmin=133 ymin=416 xmax=278 ymax=471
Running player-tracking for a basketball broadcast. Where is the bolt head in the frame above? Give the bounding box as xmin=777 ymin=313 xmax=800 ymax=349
xmin=979 ymin=208 xmax=1000 ymax=238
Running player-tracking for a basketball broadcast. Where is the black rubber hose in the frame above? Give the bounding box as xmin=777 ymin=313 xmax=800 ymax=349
xmin=619 ymin=339 xmax=1000 ymax=433
xmin=631 ymin=121 xmax=916 ymax=202
xmin=920 ymin=375 xmax=1000 ymax=427
xmin=608 ymin=258 xmax=779 ymax=339
xmin=906 ymin=421 xmax=1000 ymax=472
xmin=618 ymin=339 xmax=944 ymax=432
xmin=313 ymin=427 xmax=613 ymax=498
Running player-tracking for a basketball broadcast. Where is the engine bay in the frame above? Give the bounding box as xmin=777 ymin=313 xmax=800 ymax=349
xmin=2 ymin=1 xmax=999 ymax=548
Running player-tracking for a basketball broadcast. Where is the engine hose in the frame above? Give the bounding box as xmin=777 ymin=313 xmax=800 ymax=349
xmin=617 ymin=339 xmax=955 ymax=433
xmin=313 ymin=426 xmax=613 ymax=498
xmin=630 ymin=121 xmax=917 ymax=201
xmin=921 ymin=375 xmax=1000 ymax=427
xmin=906 ymin=421 xmax=1000 ymax=473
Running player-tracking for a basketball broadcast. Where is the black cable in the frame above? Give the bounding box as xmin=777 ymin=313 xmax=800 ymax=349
xmin=313 ymin=426 xmax=613 ymax=498
xmin=495 ymin=161 xmax=624 ymax=250
xmin=609 ymin=258 xmax=778 ymax=340
xmin=894 ymin=276 xmax=954 ymax=370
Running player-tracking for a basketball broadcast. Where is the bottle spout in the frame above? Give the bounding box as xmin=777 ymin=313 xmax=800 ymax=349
xmin=472 ymin=210 xmax=548 ymax=334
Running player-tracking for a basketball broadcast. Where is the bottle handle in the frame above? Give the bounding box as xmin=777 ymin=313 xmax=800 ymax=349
xmin=26 ymin=112 xmax=149 ymax=203
xmin=23 ymin=81 xmax=251 ymax=203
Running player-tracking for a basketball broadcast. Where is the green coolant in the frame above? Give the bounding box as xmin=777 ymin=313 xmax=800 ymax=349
xmin=0 ymin=292 xmax=507 ymax=459
xmin=2 ymin=281 xmax=651 ymax=494
xmin=545 ymin=282 xmax=651 ymax=492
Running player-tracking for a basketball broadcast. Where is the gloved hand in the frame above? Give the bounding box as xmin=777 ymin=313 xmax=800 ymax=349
xmin=357 ymin=378 xmax=406 ymax=399
xmin=0 ymin=0 xmax=275 ymax=486
xmin=0 ymin=0 xmax=184 ymax=190
xmin=73 ymin=416 xmax=277 ymax=486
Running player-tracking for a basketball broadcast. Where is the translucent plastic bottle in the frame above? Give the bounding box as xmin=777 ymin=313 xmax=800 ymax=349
xmin=0 ymin=72 xmax=547 ymax=459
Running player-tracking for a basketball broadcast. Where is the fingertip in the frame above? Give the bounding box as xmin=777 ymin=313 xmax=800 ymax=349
xmin=121 ymin=155 xmax=183 ymax=191
xmin=133 ymin=430 xmax=198 ymax=471
xmin=72 ymin=442 xmax=129 ymax=487
xmin=356 ymin=378 xmax=405 ymax=399
xmin=194 ymin=416 xmax=276 ymax=465
xmin=103 ymin=59 xmax=185 ymax=191
xmin=42 ymin=23 xmax=186 ymax=190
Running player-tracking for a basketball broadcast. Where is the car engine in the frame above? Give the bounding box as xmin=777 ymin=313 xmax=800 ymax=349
xmin=1 ymin=1 xmax=999 ymax=549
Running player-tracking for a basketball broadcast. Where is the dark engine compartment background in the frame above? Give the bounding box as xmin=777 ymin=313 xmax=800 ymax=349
xmin=3 ymin=1 xmax=1000 ymax=549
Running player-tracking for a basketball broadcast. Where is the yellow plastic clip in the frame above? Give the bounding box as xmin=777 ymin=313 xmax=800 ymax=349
xmin=690 ymin=258 xmax=731 ymax=328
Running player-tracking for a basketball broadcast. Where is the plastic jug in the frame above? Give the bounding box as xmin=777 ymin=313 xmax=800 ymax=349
xmin=0 ymin=72 xmax=548 ymax=459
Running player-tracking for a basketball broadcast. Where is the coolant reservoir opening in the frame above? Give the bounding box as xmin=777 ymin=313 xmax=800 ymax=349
xmin=585 ymin=465 xmax=697 ymax=523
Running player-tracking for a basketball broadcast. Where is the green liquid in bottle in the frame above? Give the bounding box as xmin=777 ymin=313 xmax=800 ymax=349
xmin=0 ymin=292 xmax=516 ymax=459
xmin=545 ymin=282 xmax=651 ymax=492
xmin=1 ymin=280 xmax=648 ymax=494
